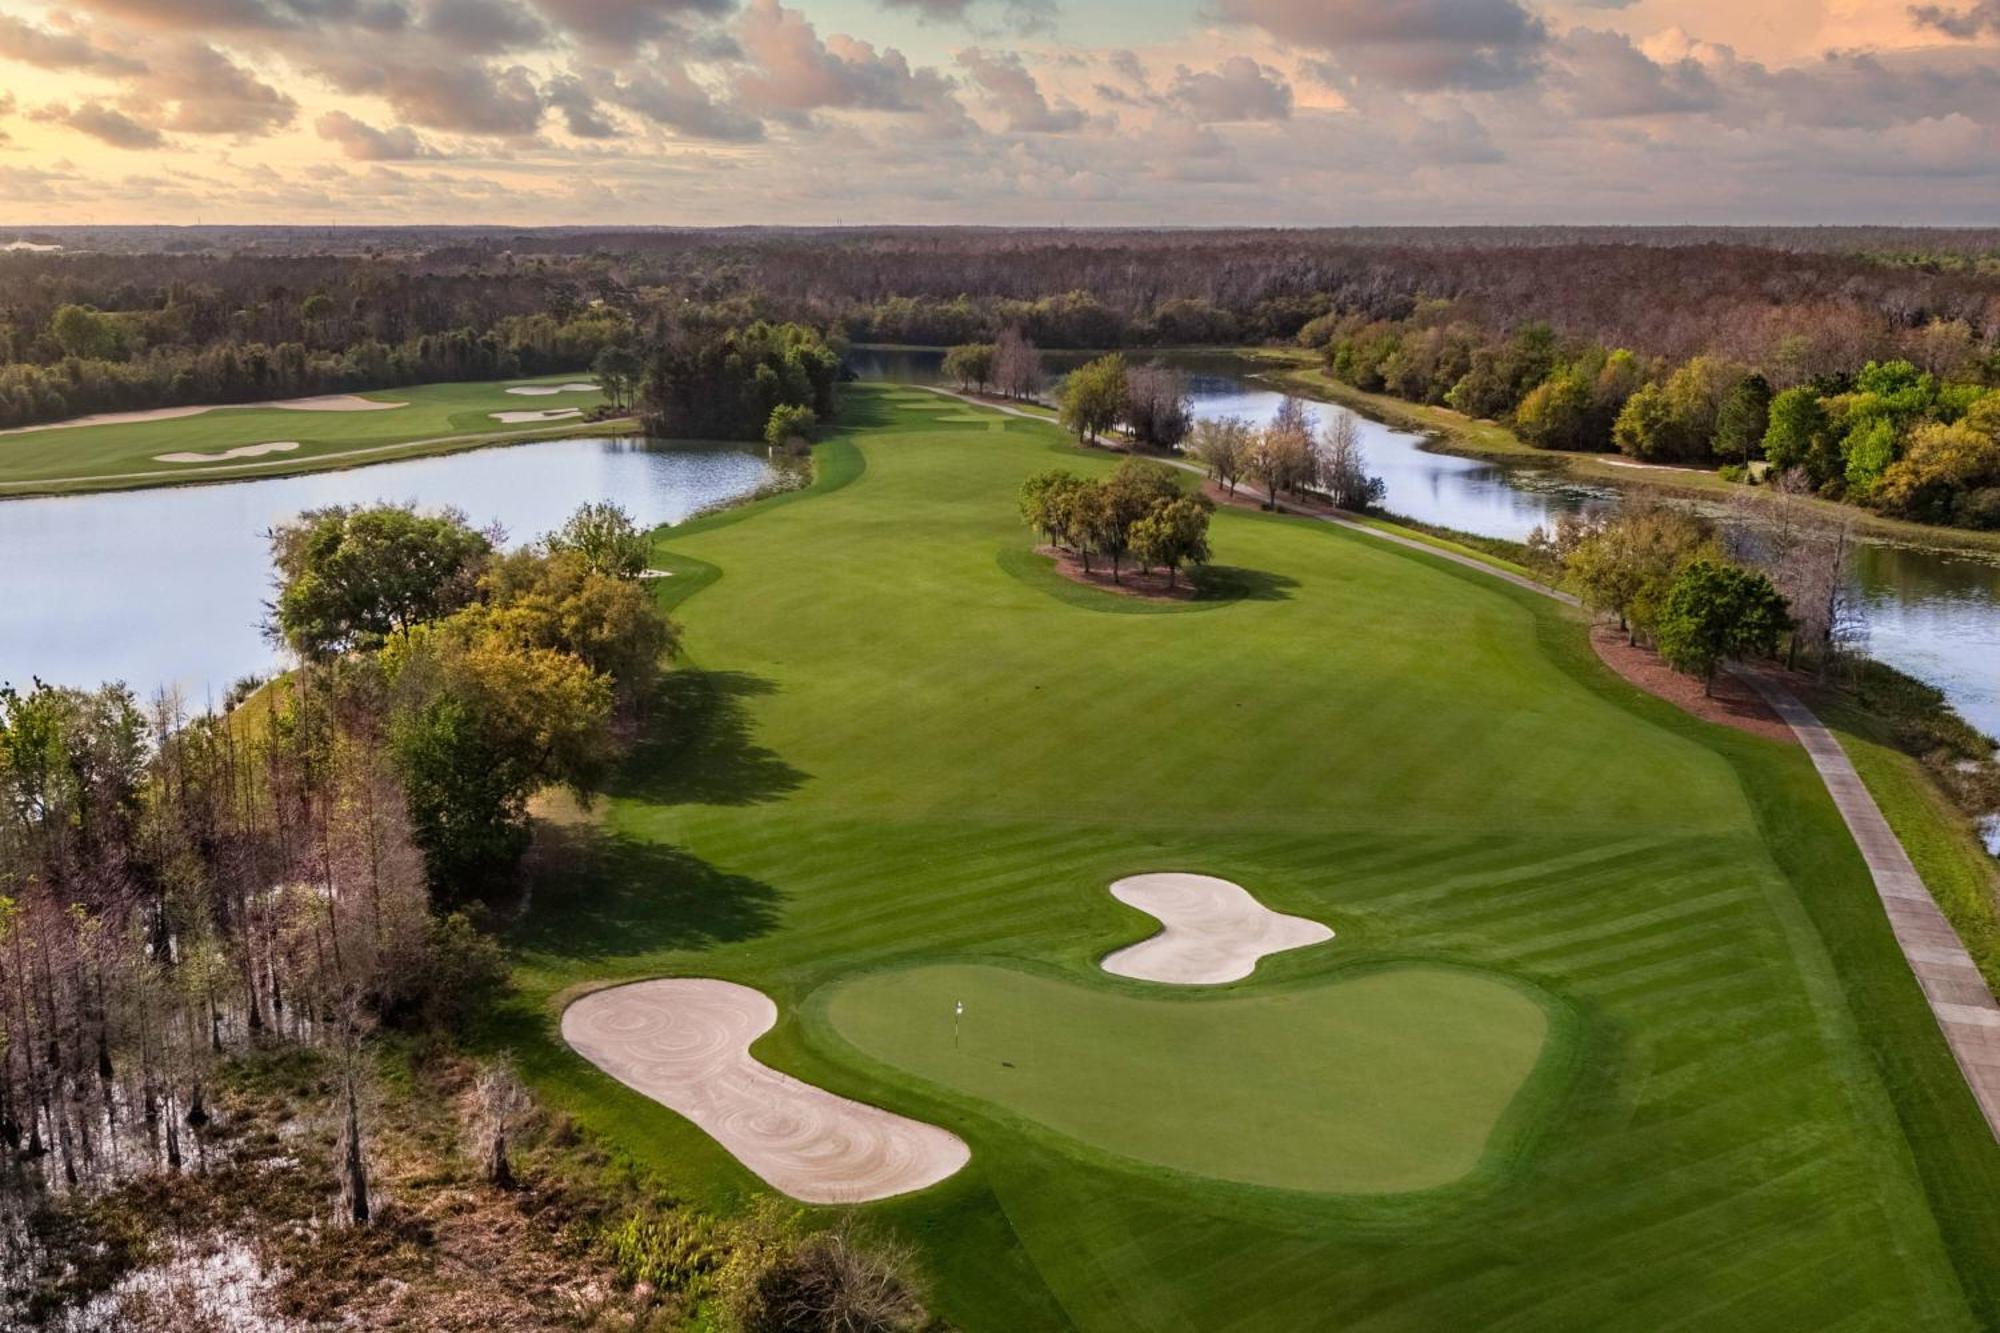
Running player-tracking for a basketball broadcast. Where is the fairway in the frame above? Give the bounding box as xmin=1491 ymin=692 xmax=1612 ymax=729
xmin=0 ymin=374 xmax=617 ymax=494
xmin=503 ymin=383 xmax=2000 ymax=1331
xmin=820 ymin=961 xmax=1552 ymax=1194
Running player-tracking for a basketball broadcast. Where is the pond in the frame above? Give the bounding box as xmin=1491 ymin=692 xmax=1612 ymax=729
xmin=850 ymin=346 xmax=2000 ymax=753
xmin=0 ymin=437 xmax=774 ymax=703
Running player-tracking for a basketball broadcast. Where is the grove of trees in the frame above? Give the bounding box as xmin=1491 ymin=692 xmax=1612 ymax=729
xmin=1020 ymin=459 xmax=1214 ymax=587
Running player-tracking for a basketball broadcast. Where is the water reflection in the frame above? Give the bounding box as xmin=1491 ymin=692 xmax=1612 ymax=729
xmin=0 ymin=437 xmax=774 ymax=701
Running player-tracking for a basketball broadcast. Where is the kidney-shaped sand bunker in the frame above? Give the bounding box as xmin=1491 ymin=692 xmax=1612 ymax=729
xmin=561 ymin=977 xmax=969 ymax=1204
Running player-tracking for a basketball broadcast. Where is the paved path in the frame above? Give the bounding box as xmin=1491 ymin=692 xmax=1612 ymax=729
xmin=1733 ymin=671 xmax=2000 ymax=1137
xmin=929 ymin=382 xmax=2000 ymax=1138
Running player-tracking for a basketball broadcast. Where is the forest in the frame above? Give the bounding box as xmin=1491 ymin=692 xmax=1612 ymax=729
xmin=5 ymin=227 xmax=1999 ymax=524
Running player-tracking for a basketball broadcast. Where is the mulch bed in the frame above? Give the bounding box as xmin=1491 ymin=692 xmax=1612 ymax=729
xmin=1043 ymin=546 xmax=1200 ymax=602
xmin=1589 ymin=623 xmax=1797 ymax=745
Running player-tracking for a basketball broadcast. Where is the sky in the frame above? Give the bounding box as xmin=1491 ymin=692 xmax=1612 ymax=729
xmin=2 ymin=0 xmax=1999 ymax=226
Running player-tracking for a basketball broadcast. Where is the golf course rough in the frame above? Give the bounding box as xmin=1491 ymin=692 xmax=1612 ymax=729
xmin=1100 ymin=872 xmax=1334 ymax=984
xmin=508 ymin=386 xmax=2000 ymax=1331
xmin=561 ymin=978 xmax=970 ymax=1203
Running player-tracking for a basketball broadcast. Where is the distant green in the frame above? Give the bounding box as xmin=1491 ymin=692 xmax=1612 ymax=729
xmin=0 ymin=375 xmax=621 ymax=495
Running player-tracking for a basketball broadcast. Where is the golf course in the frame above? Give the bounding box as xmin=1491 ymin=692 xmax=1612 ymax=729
xmin=0 ymin=374 xmax=623 ymax=495
xmin=501 ymin=384 xmax=2000 ymax=1330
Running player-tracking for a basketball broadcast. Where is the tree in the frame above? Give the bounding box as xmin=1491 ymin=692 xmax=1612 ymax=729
xmin=1515 ymin=367 xmax=1595 ymax=451
xmin=269 ymin=505 xmax=494 ymax=659
xmin=1129 ymin=495 xmax=1214 ymax=588
xmin=993 ymin=328 xmax=1043 ymax=400
xmin=1713 ymin=374 xmax=1772 ymax=464
xmin=1123 ymin=363 xmax=1193 ymax=450
xmin=1611 ymin=382 xmax=1677 ymax=462
xmin=942 ymin=343 xmax=997 ymax=393
xmin=1060 ymin=354 xmax=1128 ymax=443
xmin=592 ymin=344 xmax=642 ymax=412
xmin=1314 ymin=414 xmax=1384 ymax=510
xmin=1019 ymin=469 xmax=1086 ymax=551
xmin=765 ymin=403 xmax=817 ymax=454
xmin=1561 ymin=505 xmax=1718 ymax=640
xmin=1653 ymin=560 xmax=1791 ymax=694
xmin=1248 ymin=424 xmax=1313 ymax=508
xmin=1873 ymin=418 xmax=2000 ymax=527
xmin=544 ymin=501 xmax=649 ymax=580
xmin=386 ymin=629 xmax=613 ymax=901
xmin=1763 ymin=386 xmax=1835 ymax=484
xmin=50 ymin=305 xmax=121 ymax=361
xmin=1186 ymin=416 xmax=1251 ymax=496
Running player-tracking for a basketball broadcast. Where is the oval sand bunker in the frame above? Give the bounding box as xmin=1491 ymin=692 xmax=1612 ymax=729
xmin=155 ymin=441 xmax=301 ymax=464
xmin=491 ymin=407 xmax=584 ymax=424
xmin=505 ymin=382 xmax=599 ymax=396
xmin=562 ymin=978 xmax=969 ymax=1203
xmin=1102 ymin=873 xmax=1333 ymax=984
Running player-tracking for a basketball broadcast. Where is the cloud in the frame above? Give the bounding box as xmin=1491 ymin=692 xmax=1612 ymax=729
xmin=147 ymin=42 xmax=299 ymax=135
xmin=63 ymin=0 xmax=412 ymax=32
xmin=314 ymin=108 xmax=433 ymax=158
xmin=1211 ymin=0 xmax=1548 ymax=90
xmin=33 ymin=101 xmax=167 ymax=149
xmin=421 ymin=0 xmax=548 ymax=52
xmin=1910 ymin=2 xmax=2000 ymax=38
xmin=1407 ymin=105 xmax=1504 ymax=164
xmin=1554 ymin=28 xmax=1717 ymax=117
xmin=735 ymin=0 xmax=959 ymax=118
xmin=528 ymin=0 xmax=731 ymax=50
xmin=313 ymin=56 xmax=548 ymax=134
xmin=877 ymin=0 xmax=1056 ymax=34
xmin=546 ymin=74 xmax=621 ymax=138
xmin=1166 ymin=56 xmax=1292 ymax=121
xmin=609 ymin=64 xmax=766 ymax=141
xmin=0 ymin=15 xmax=148 ymax=72
xmin=957 ymin=47 xmax=1086 ymax=131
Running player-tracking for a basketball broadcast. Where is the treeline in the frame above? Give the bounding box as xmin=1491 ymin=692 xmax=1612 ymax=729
xmin=1315 ymin=307 xmax=2000 ymax=531
xmin=0 ymin=499 xmax=669 ymax=1202
xmin=0 ymin=309 xmax=629 ymax=431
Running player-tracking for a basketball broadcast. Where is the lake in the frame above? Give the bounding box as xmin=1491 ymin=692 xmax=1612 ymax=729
xmin=0 ymin=437 xmax=773 ymax=703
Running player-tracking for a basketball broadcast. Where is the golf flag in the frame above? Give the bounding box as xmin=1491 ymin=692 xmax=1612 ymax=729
xmin=955 ymin=1001 xmax=964 ymax=1016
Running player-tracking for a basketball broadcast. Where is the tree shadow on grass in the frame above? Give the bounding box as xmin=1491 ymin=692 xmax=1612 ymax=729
xmin=1192 ymin=564 xmax=1299 ymax=603
xmin=612 ymin=669 xmax=809 ymax=807
xmin=515 ymin=823 xmax=781 ymax=961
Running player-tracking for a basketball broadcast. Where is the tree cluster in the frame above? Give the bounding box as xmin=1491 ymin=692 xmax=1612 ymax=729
xmin=269 ymin=502 xmax=675 ymax=898
xmin=1020 ymin=459 xmax=1215 ymax=587
xmin=638 ymin=320 xmax=840 ymax=443
xmin=1057 ymin=354 xmax=1195 ymax=450
xmin=1530 ymin=506 xmax=1791 ymax=692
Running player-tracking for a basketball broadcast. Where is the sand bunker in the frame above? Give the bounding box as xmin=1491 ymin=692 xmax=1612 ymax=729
xmin=155 ymin=441 xmax=301 ymax=464
xmin=490 ymin=408 xmax=584 ymax=424
xmin=504 ymin=382 xmax=599 ymax=396
xmin=562 ymin=978 xmax=969 ymax=1203
xmin=1101 ymin=873 xmax=1334 ymax=985
xmin=0 ymin=394 xmax=404 ymax=437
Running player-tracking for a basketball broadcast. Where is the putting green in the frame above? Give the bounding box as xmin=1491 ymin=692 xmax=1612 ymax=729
xmin=819 ymin=962 xmax=1553 ymax=1194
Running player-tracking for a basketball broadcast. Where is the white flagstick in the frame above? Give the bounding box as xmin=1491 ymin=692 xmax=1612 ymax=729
xmin=954 ymin=999 xmax=964 ymax=1052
